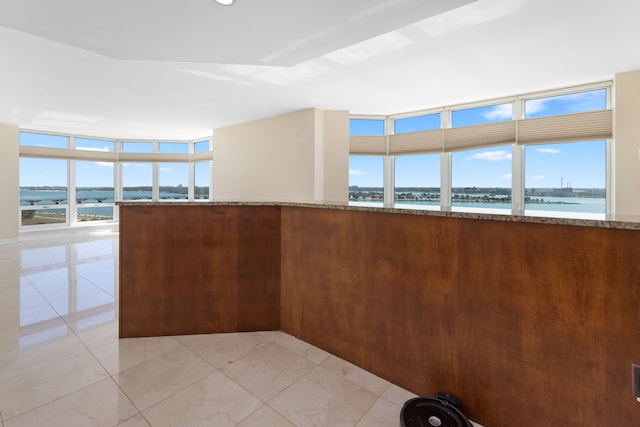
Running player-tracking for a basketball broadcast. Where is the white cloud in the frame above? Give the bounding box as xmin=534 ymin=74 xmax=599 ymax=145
xmin=534 ymin=175 xmax=546 ymax=180
xmin=76 ymin=146 xmax=110 ymax=152
xmin=502 ymin=173 xmax=512 ymax=180
xmin=349 ymin=169 xmax=366 ymax=176
xmin=536 ymin=148 xmax=562 ymax=154
xmin=465 ymin=150 xmax=512 ymax=161
xmin=525 ymin=98 xmax=548 ymax=115
xmin=95 ymin=162 xmax=114 ymax=168
xmin=160 ymin=167 xmax=172 ymax=172
xmin=482 ymin=104 xmax=513 ymax=120
xmin=525 ymin=90 xmax=605 ymax=116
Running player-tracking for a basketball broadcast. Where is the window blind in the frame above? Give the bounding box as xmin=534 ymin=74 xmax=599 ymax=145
xmin=349 ymin=110 xmax=613 ymax=155
xmin=517 ymin=109 xmax=613 ymax=145
xmin=118 ymin=153 xmax=190 ymax=162
xmin=389 ymin=129 xmax=443 ymax=155
xmin=444 ymin=121 xmax=516 ymax=152
xmin=349 ymin=135 xmax=387 ymax=155
xmin=19 ymin=146 xmax=117 ymax=161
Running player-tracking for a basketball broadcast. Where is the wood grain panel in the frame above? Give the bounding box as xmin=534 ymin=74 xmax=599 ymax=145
xmin=119 ymin=205 xmax=280 ymax=337
xmin=120 ymin=204 xmax=640 ymax=427
xmin=280 ymin=207 xmax=640 ymax=427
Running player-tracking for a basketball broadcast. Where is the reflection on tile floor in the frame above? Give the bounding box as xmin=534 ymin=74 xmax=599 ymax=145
xmin=0 ymin=230 xmax=483 ymax=426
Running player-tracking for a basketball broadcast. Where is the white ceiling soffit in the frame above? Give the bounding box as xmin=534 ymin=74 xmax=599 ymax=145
xmin=0 ymin=0 xmax=476 ymax=66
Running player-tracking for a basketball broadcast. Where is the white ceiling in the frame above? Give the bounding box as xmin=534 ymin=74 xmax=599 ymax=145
xmin=0 ymin=0 xmax=639 ymax=140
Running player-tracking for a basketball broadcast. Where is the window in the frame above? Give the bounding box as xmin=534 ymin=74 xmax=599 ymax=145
xmin=20 ymin=158 xmax=68 ymax=226
xmin=525 ymin=141 xmax=605 ymax=217
xmin=394 ymin=154 xmax=440 ymax=209
xmin=394 ymin=113 xmax=440 ymax=134
xmin=76 ymin=160 xmax=115 ymax=222
xmin=194 ymin=162 xmax=211 ymax=200
xmin=525 ymin=89 xmax=607 ymax=119
xmin=451 ymin=145 xmax=512 ymax=213
xmin=349 ymin=156 xmax=384 ymax=205
xmin=121 ymin=142 xmax=153 ymax=153
xmin=20 ymin=132 xmax=68 ymax=148
xmin=349 ymin=119 xmax=385 ymax=136
xmin=159 ymin=142 xmax=189 ymax=154
xmin=452 ymin=102 xmax=512 ymax=127
xmin=194 ymin=140 xmax=211 ymax=153
xmin=159 ymin=163 xmax=189 ymax=200
xmin=122 ymin=162 xmax=152 ymax=201
xmin=75 ymin=137 xmax=114 ymax=152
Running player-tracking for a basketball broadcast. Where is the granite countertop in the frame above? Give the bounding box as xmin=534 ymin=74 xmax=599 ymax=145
xmin=116 ymin=201 xmax=640 ymax=231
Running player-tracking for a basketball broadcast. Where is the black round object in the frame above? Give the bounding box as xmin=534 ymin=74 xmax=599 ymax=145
xmin=400 ymin=394 xmax=472 ymax=427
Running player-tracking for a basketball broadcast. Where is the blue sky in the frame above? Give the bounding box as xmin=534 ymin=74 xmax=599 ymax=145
xmin=349 ymin=88 xmax=607 ymax=189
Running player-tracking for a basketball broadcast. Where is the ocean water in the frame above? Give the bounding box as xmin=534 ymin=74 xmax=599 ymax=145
xmin=21 ymin=189 xmax=606 ymax=216
xmin=356 ymin=195 xmax=606 ymax=215
xmin=20 ymin=188 xmax=195 ymax=218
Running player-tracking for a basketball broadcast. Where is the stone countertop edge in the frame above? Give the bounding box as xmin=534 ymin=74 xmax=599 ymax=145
xmin=115 ymin=201 xmax=640 ymax=231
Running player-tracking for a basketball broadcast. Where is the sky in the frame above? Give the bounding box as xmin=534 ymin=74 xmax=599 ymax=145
xmin=349 ymin=88 xmax=607 ymax=189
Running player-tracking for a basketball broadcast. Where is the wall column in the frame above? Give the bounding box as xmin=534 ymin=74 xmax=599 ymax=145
xmin=0 ymin=123 xmax=19 ymax=241
xmin=614 ymin=70 xmax=640 ymax=216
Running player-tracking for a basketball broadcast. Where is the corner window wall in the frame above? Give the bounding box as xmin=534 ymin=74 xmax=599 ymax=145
xmin=451 ymin=146 xmax=512 ymax=213
xmin=20 ymin=158 xmax=68 ymax=226
xmin=194 ymin=162 xmax=211 ymax=200
xmin=159 ymin=163 xmax=189 ymax=201
xmin=19 ymin=133 xmax=213 ymax=229
xmin=121 ymin=162 xmax=153 ymax=201
xmin=348 ymin=118 xmax=385 ymax=205
xmin=350 ymin=81 xmax=611 ymax=219
xmin=392 ymin=113 xmax=441 ymax=208
xmin=524 ymin=141 xmax=605 ymax=217
xmin=394 ymin=155 xmax=440 ymax=209
xmin=76 ymin=160 xmax=115 ymax=222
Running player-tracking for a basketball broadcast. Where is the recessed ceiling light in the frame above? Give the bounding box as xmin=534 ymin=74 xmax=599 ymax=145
xmin=216 ymin=0 xmax=235 ymax=5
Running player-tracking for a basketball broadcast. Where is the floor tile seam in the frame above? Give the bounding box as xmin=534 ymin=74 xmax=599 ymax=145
xmin=85 ymin=335 xmax=187 ymax=377
xmin=112 ymin=345 xmax=222 ymax=413
xmin=1 ymin=375 xmax=117 ymax=423
xmin=107 ymin=375 xmax=151 ymax=426
xmin=260 ymin=361 xmax=334 ymax=415
xmin=316 ymin=359 xmax=391 ymax=398
xmin=115 ymin=413 xmax=150 ymax=427
xmin=0 ymin=344 xmax=91 ymax=385
xmin=264 ymin=398 xmax=296 ymax=426
xmin=352 ymin=396 xmax=380 ymax=427
xmin=70 ymin=269 xmax=118 ymax=299
xmin=178 ymin=341 xmax=223 ymax=373
xmin=273 ymin=335 xmax=333 ymax=365
xmin=23 ymin=273 xmax=72 ymax=322
xmin=216 ymin=366 xmax=271 ymax=406
xmin=133 ymin=369 xmax=226 ymax=416
xmin=236 ymin=403 xmax=268 ymax=426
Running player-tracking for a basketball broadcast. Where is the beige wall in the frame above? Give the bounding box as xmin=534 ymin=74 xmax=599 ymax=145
xmin=317 ymin=109 xmax=349 ymax=203
xmin=213 ymin=108 xmax=348 ymax=203
xmin=614 ymin=70 xmax=640 ymax=216
xmin=0 ymin=123 xmax=19 ymax=241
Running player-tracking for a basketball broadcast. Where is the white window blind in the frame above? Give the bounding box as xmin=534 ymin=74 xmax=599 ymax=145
xmin=389 ymin=129 xmax=443 ymax=155
xmin=444 ymin=121 xmax=516 ymax=152
xmin=19 ymin=146 xmax=117 ymax=161
xmin=349 ymin=135 xmax=387 ymax=155
xmin=517 ymin=109 xmax=613 ymax=145
xmin=350 ymin=110 xmax=613 ymax=155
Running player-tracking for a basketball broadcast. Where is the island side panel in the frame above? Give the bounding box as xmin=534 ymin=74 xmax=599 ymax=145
xmin=280 ymin=206 xmax=640 ymax=427
xmin=119 ymin=205 xmax=281 ymax=337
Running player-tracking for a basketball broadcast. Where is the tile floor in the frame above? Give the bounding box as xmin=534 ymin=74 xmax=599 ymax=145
xmin=0 ymin=229 xmax=482 ymax=427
